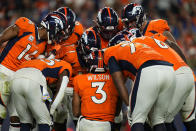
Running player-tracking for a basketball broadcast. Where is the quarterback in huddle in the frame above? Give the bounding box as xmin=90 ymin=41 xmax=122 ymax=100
xmin=0 ymin=2 xmax=195 ymax=131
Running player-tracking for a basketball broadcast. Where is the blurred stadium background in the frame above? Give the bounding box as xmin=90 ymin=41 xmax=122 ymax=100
xmin=0 ymin=0 xmax=196 ymax=131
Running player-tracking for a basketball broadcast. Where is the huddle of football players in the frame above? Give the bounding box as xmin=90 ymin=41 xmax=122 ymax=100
xmin=0 ymin=2 xmax=195 ymax=131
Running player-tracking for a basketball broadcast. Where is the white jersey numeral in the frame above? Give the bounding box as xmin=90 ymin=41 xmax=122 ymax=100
xmin=40 ymin=59 xmax=55 ymax=66
xmin=91 ymin=82 xmax=107 ymax=104
xmin=120 ymin=42 xmax=136 ymax=54
xmin=17 ymin=44 xmax=38 ymax=60
xmin=153 ymin=38 xmax=168 ymax=49
xmin=18 ymin=44 xmax=31 ymax=60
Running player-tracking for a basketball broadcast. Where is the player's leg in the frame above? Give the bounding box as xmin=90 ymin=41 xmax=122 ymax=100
xmin=53 ymin=94 xmax=68 ymax=131
xmin=11 ymin=78 xmax=34 ymax=131
xmin=67 ymin=94 xmax=78 ymax=127
xmin=129 ymin=67 xmax=160 ymax=131
xmin=25 ymin=82 xmax=52 ymax=131
xmin=0 ymin=72 xmax=12 ymax=131
xmin=181 ymin=82 xmax=196 ymax=131
xmin=165 ymin=66 xmax=194 ymax=131
xmin=148 ymin=65 xmax=176 ymax=131
xmin=8 ymin=92 xmax=20 ymax=131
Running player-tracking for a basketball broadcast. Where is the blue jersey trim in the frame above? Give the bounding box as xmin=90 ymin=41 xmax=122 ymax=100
xmin=42 ymin=66 xmax=62 ymax=78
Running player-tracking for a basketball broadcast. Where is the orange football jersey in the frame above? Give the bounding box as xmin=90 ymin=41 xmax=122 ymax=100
xmin=131 ymin=35 xmax=187 ymax=71
xmin=19 ymin=59 xmax=72 ymax=84
xmin=45 ymin=21 xmax=85 ymax=87
xmin=73 ymin=72 xmax=119 ymax=122
xmin=104 ymin=41 xmax=170 ymax=80
xmin=143 ymin=19 xmax=170 ymax=36
xmin=0 ymin=17 xmax=46 ymax=71
xmin=64 ymin=21 xmax=84 ymax=45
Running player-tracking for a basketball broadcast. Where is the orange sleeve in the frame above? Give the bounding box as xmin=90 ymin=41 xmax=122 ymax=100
xmin=155 ymin=19 xmax=170 ymax=33
xmin=15 ymin=17 xmax=34 ymax=36
xmin=74 ymin=21 xmax=84 ymax=36
xmin=153 ymin=33 xmax=168 ymax=42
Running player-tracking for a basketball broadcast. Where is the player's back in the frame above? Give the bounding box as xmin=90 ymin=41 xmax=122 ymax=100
xmin=19 ymin=59 xmax=72 ymax=84
xmin=143 ymin=19 xmax=170 ymax=36
xmin=73 ymin=72 xmax=119 ymax=122
xmin=105 ymin=41 xmax=166 ymax=70
xmin=0 ymin=17 xmax=46 ymax=71
xmin=132 ymin=35 xmax=187 ymax=70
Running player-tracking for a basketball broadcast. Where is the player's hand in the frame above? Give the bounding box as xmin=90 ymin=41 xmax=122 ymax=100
xmin=50 ymin=103 xmax=57 ymax=116
xmin=127 ymin=106 xmax=132 ymax=125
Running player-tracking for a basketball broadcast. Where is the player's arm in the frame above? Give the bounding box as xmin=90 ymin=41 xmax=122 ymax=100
xmin=50 ymin=69 xmax=69 ymax=115
xmin=165 ymin=39 xmax=187 ymax=63
xmin=163 ymin=31 xmax=177 ymax=44
xmin=72 ymin=91 xmax=81 ymax=117
xmin=0 ymin=24 xmax=19 ymax=46
xmin=115 ymin=97 xmax=122 ymax=116
xmin=108 ymin=56 xmax=129 ymax=106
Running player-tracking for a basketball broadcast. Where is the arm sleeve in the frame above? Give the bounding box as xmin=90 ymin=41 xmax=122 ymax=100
xmin=59 ymin=61 xmax=72 ymax=78
xmin=108 ymin=56 xmax=121 ymax=74
xmin=15 ymin=17 xmax=34 ymax=36
xmin=156 ymin=19 xmax=170 ymax=33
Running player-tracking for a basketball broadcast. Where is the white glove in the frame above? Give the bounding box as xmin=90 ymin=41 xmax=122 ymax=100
xmin=50 ymin=76 xmax=69 ymax=116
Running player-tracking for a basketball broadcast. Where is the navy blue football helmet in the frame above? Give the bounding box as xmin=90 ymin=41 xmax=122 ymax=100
xmin=57 ymin=7 xmax=76 ymax=40
xmin=96 ymin=7 xmax=119 ymax=40
xmin=108 ymin=28 xmax=142 ymax=47
xmin=41 ymin=12 xmax=68 ymax=44
xmin=79 ymin=30 xmax=101 ymax=56
xmin=122 ymin=3 xmax=146 ymax=28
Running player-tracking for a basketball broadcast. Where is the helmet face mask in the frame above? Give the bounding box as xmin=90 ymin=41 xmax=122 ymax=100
xmin=97 ymin=25 xmax=119 ymax=41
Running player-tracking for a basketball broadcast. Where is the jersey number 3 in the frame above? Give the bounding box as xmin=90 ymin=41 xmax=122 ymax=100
xmin=91 ymin=82 xmax=107 ymax=104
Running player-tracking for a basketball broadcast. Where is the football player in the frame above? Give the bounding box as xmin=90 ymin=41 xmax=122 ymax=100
xmin=86 ymin=7 xmax=123 ymax=49
xmin=11 ymin=59 xmax=72 ymax=131
xmin=103 ymin=40 xmax=176 ymax=131
xmin=45 ymin=7 xmax=85 ymax=131
xmin=72 ymin=48 xmax=121 ymax=131
xmin=0 ymin=12 xmax=67 ymax=131
xmin=121 ymin=3 xmax=196 ymax=131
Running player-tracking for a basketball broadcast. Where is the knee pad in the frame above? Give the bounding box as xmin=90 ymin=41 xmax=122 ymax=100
xmin=0 ymin=104 xmax=7 ymax=119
